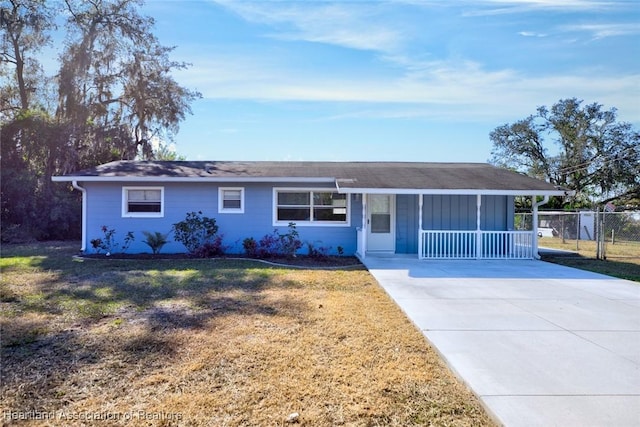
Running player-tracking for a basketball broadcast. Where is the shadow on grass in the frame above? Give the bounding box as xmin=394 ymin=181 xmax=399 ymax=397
xmin=541 ymin=253 xmax=640 ymax=282
xmin=0 ymin=242 xmax=315 ymax=409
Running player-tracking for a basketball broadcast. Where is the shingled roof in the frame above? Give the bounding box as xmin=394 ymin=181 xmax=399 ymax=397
xmin=53 ymin=160 xmax=567 ymax=195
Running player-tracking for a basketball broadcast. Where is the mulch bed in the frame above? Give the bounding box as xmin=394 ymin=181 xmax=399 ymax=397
xmin=78 ymin=253 xmax=363 ymax=268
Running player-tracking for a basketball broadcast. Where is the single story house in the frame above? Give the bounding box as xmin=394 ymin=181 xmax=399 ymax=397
xmin=52 ymin=161 xmax=568 ymax=259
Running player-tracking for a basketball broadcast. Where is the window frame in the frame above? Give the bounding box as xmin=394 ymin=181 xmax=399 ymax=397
xmin=122 ymin=186 xmax=164 ymax=218
xmin=273 ymin=188 xmax=350 ymax=227
xmin=218 ymin=187 xmax=245 ymax=214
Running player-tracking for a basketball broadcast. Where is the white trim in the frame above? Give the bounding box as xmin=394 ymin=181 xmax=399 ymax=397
xmin=355 ymin=193 xmax=367 ymax=259
xmin=337 ymin=187 xmax=569 ymax=196
xmin=53 ymin=176 xmax=335 ymax=183
xmin=72 ymin=181 xmax=87 ymax=252
xmin=366 ymin=194 xmax=396 ymax=252
xmin=419 ymin=230 xmax=534 ymax=259
xmin=272 ymin=187 xmax=351 ymax=227
xmin=476 ymin=194 xmax=482 ymax=258
xmin=54 ymin=176 xmax=569 ymax=197
xmin=218 ymin=187 xmax=245 ymax=214
xmin=122 ymin=186 xmax=164 ymax=218
xmin=532 ymin=195 xmax=550 ymax=259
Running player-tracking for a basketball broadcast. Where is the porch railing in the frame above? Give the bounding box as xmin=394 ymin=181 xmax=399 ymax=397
xmin=419 ymin=230 xmax=534 ymax=260
xmin=480 ymin=231 xmax=534 ymax=259
xmin=420 ymin=230 xmax=477 ymax=259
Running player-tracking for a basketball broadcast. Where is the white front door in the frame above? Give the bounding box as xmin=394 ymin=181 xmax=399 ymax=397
xmin=367 ymin=194 xmax=395 ymax=252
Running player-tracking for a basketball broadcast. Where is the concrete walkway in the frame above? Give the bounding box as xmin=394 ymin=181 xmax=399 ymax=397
xmin=363 ymin=256 xmax=640 ymax=427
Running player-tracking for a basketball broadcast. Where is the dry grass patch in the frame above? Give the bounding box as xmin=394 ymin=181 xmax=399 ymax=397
xmin=1 ymin=242 xmax=494 ymax=426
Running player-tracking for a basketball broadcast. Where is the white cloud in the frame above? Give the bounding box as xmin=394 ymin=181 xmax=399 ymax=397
xmin=212 ymin=0 xmax=405 ymax=53
xmin=193 ymin=1 xmax=639 ymax=123
xmin=560 ymin=23 xmax=640 ymax=39
xmin=461 ymin=0 xmax=621 ymax=16
xmin=483 ymin=0 xmax=615 ymax=8
xmin=518 ymin=31 xmax=547 ymax=37
xmin=176 ymin=54 xmax=640 ymax=122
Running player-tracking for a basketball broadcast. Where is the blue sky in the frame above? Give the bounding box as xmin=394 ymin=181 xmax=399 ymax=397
xmin=142 ymin=0 xmax=640 ymax=162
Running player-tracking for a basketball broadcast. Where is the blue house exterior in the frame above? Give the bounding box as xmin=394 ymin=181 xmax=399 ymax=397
xmin=78 ymin=181 xmax=363 ymax=255
xmin=53 ymin=161 xmax=568 ymax=259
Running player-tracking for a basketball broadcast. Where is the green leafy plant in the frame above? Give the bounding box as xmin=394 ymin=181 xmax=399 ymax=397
xmin=249 ymin=223 xmax=303 ymax=259
xmin=91 ymin=226 xmax=134 ymax=254
xmin=172 ymin=211 xmax=220 ymax=254
xmin=279 ymin=222 xmax=302 ymax=258
xmin=90 ymin=238 xmax=104 ymax=253
xmin=242 ymin=237 xmax=258 ymax=257
xmin=307 ymin=241 xmax=331 ymax=260
xmin=122 ymin=231 xmax=135 ymax=253
xmin=191 ymin=235 xmax=227 ymax=258
xmin=142 ymin=231 xmax=169 ymax=254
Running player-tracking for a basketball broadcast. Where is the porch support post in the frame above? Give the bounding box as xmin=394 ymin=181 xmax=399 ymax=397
xmin=476 ymin=194 xmax=482 ymax=259
xmin=531 ymin=194 xmax=549 ymax=259
xmin=532 ymin=195 xmax=538 ymax=259
xmin=418 ymin=194 xmax=423 ymax=258
xmin=361 ymin=193 xmax=367 ymax=259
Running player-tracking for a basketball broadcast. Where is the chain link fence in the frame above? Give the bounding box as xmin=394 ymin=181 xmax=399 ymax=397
xmin=515 ymin=211 xmax=640 ymax=261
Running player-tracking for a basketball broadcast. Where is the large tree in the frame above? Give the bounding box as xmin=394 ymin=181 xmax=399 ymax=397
xmin=0 ymin=0 xmax=56 ymax=116
xmin=1 ymin=0 xmax=199 ymax=241
xmin=58 ymin=0 xmax=199 ymax=164
xmin=490 ymin=98 xmax=640 ymax=208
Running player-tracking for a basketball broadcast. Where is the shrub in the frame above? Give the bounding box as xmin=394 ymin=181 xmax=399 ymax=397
xmin=90 ymin=226 xmax=134 ymax=254
xmin=191 ymin=235 xmax=227 ymax=258
xmin=90 ymin=238 xmax=104 ymax=254
xmin=279 ymin=222 xmax=302 ymax=258
xmin=122 ymin=231 xmax=135 ymax=253
xmin=249 ymin=223 xmax=303 ymax=259
xmin=307 ymin=241 xmax=331 ymax=260
xmin=172 ymin=211 xmax=219 ymax=254
xmin=242 ymin=237 xmax=258 ymax=257
xmin=142 ymin=231 xmax=169 ymax=254
xmin=257 ymin=231 xmax=281 ymax=258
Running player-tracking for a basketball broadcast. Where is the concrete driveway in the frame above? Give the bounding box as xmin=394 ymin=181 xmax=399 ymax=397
xmin=363 ymin=256 xmax=640 ymax=427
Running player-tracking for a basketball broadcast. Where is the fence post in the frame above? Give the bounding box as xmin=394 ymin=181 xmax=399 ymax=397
xmin=576 ymin=212 xmax=580 ymax=251
xmin=602 ymin=210 xmax=607 ymax=260
xmin=595 ymin=208 xmax=600 ymax=260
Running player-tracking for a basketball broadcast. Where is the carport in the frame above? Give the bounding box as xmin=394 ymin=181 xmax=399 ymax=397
xmin=364 ymin=255 xmax=640 ymax=427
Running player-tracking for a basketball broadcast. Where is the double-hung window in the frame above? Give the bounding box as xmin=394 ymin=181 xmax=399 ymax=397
xmin=122 ymin=187 xmax=164 ymax=217
xmin=218 ymin=187 xmax=244 ymax=213
xmin=274 ymin=189 xmax=349 ymax=226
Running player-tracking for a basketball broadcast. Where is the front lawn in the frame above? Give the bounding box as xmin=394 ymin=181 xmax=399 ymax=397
xmin=0 ymin=242 xmax=493 ymax=426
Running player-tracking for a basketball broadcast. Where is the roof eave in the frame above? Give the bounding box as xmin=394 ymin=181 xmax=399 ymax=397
xmin=52 ymin=176 xmax=336 ymax=183
xmin=52 ymin=176 xmax=571 ymax=197
xmin=336 ymin=187 xmax=570 ymax=196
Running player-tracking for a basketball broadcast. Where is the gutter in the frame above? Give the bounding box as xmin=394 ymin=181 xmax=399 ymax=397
xmin=71 ymin=180 xmax=87 ymax=252
xmin=532 ymin=195 xmax=550 ymax=260
xmin=52 ymin=176 xmax=336 ymax=184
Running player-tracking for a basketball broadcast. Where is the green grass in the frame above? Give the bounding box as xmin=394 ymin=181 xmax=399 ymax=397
xmin=538 ymin=237 xmax=640 ymax=282
xmin=542 ymin=256 xmax=640 ymax=282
